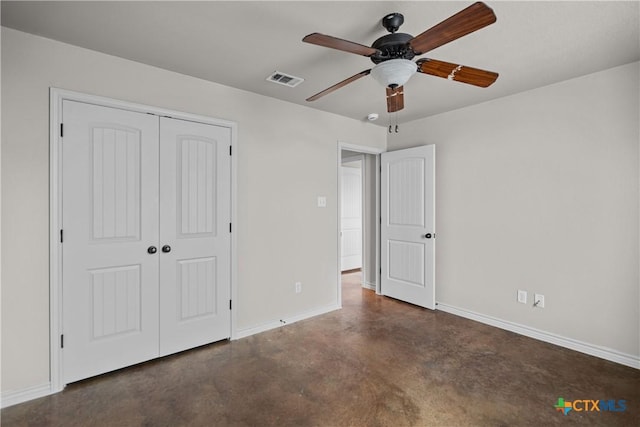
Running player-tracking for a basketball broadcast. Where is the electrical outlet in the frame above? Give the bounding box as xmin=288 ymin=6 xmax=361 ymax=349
xmin=534 ymin=294 xmax=545 ymax=308
xmin=517 ymin=290 xmax=527 ymax=304
xmin=295 ymin=282 xmax=302 ymax=294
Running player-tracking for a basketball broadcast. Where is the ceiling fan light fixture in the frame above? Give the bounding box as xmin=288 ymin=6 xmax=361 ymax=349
xmin=370 ymin=59 xmax=417 ymax=89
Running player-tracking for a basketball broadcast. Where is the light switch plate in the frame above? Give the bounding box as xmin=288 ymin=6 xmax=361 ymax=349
xmin=317 ymin=196 xmax=327 ymax=208
xmin=517 ymin=290 xmax=527 ymax=304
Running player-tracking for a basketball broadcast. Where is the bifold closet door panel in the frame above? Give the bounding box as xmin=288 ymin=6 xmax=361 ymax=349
xmin=158 ymin=117 xmax=232 ymax=356
xmin=61 ymin=100 xmax=161 ymax=383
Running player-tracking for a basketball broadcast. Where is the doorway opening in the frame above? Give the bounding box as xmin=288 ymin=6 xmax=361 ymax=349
xmin=338 ymin=142 xmax=436 ymax=310
xmin=337 ymin=143 xmax=383 ymax=306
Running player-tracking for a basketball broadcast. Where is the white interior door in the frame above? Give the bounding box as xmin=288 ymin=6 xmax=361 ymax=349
xmin=61 ymin=100 xmax=232 ymax=383
xmin=381 ymin=145 xmax=435 ymax=309
xmin=62 ymin=100 xmax=160 ymax=383
xmin=341 ymin=163 xmax=362 ymax=271
xmin=158 ymin=117 xmax=231 ymax=356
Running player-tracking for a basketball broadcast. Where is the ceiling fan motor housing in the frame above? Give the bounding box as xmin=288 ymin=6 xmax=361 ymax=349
xmin=371 ymin=32 xmax=415 ymax=64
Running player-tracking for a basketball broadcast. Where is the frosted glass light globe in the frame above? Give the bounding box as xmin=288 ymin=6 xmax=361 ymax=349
xmin=370 ymin=59 xmax=417 ymax=88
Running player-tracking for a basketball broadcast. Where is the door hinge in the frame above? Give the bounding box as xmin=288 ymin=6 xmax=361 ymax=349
xmin=60 ymin=229 xmax=64 ymax=243
xmin=60 ymin=123 xmax=64 ymax=138
xmin=229 ymin=300 xmax=232 ymax=310
xmin=60 ymin=334 xmax=64 ymax=349
xmin=229 ymin=145 xmax=232 ymax=156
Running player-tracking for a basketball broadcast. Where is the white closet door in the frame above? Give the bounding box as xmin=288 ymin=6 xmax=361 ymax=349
xmin=341 ymin=165 xmax=362 ymax=271
xmin=158 ymin=117 xmax=231 ymax=356
xmin=381 ymin=145 xmax=435 ymax=309
xmin=62 ymin=100 xmax=160 ymax=383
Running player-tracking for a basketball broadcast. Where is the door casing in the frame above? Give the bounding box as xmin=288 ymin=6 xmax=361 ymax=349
xmin=49 ymin=88 xmax=238 ymax=392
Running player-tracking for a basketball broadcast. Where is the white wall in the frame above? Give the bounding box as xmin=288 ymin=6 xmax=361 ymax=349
xmin=0 ymin=28 xmax=386 ymax=395
xmin=388 ymin=62 xmax=640 ymax=360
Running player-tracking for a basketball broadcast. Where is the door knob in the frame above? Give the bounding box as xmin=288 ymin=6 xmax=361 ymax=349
xmin=147 ymin=246 xmax=157 ymax=254
xmin=424 ymin=233 xmax=432 ymax=239
xmin=162 ymin=245 xmax=172 ymax=253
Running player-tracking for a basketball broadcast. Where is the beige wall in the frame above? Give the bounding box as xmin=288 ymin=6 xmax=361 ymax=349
xmin=0 ymin=27 xmax=386 ymax=393
xmin=388 ymin=62 xmax=640 ymax=358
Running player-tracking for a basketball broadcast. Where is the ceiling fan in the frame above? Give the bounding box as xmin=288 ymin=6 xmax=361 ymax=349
xmin=302 ymin=2 xmax=499 ymax=113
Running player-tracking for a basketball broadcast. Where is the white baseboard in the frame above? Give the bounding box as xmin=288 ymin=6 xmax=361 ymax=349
xmin=7 ymin=302 xmax=635 ymax=409
xmin=1 ymin=382 xmax=53 ymax=409
xmin=233 ymin=303 xmax=341 ymax=340
xmin=436 ymin=302 xmax=640 ymax=370
xmin=3 ymin=305 xmax=341 ymax=408
xmin=362 ymin=281 xmax=376 ymax=291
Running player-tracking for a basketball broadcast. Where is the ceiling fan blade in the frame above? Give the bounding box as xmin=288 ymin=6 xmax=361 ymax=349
xmin=386 ymin=86 xmax=405 ymax=113
xmin=417 ymin=58 xmax=498 ymax=87
xmin=409 ymin=2 xmax=496 ymax=55
xmin=303 ymin=33 xmax=380 ymax=57
xmin=306 ymin=69 xmax=371 ymax=102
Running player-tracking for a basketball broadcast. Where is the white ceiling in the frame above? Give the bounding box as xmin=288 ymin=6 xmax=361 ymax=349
xmin=2 ymin=1 xmax=639 ymax=125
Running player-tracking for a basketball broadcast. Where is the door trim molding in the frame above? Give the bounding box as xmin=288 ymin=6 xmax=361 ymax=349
xmin=49 ymin=88 xmax=238 ymax=393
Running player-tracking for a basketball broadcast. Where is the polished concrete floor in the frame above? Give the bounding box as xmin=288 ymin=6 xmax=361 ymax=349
xmin=2 ymin=272 xmax=639 ymax=426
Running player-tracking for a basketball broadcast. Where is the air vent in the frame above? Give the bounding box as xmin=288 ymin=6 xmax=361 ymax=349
xmin=266 ymin=71 xmax=304 ymax=88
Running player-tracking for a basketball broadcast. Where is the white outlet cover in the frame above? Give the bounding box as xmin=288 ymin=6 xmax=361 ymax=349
xmin=534 ymin=294 xmax=545 ymax=308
